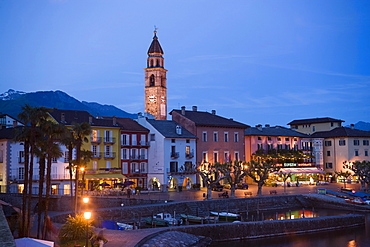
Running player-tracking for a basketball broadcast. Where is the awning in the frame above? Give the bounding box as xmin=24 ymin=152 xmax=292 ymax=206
xmin=85 ymin=173 xmax=126 ymax=180
xmin=275 ymin=168 xmax=326 ymax=174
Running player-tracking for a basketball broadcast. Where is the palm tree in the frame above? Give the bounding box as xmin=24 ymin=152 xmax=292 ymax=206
xmin=60 ymin=129 xmax=77 ymax=199
xmin=70 ymin=122 xmax=91 ymax=213
xmin=17 ymin=105 xmax=49 ymax=236
xmin=40 ymin=120 xmax=65 ymax=239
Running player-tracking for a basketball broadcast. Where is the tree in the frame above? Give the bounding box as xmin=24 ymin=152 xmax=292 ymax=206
xmin=350 ymin=161 xmax=370 ymax=192
xmin=197 ymin=165 xmax=227 ymax=200
xmin=16 ymin=105 xmax=49 ymax=237
xmin=70 ymin=122 xmax=92 ymax=213
xmin=335 ymin=170 xmax=352 ymax=189
xmin=58 ymin=214 xmax=95 ymax=245
xmin=245 ymin=156 xmax=279 ymax=196
xmin=279 ymin=172 xmax=292 ymax=194
xmin=40 ymin=120 xmax=65 ymax=239
xmin=215 ymin=161 xmax=246 ymax=198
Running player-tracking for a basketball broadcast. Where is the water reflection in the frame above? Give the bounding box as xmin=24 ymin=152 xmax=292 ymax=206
xmin=210 ymin=209 xmax=370 ymax=247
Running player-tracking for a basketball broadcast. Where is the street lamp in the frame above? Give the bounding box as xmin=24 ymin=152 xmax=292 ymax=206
xmin=83 ymin=197 xmax=89 ymax=204
xmin=80 ymin=167 xmax=86 ymax=196
xmin=84 ymin=211 xmax=91 ymax=247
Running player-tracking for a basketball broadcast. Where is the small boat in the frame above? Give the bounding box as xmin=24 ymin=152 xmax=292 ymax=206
xmin=345 ymin=197 xmax=368 ymax=205
xmin=154 ymin=213 xmax=179 ymax=226
xmin=116 ymin=222 xmax=134 ymax=230
xmin=210 ymin=211 xmax=240 ymax=221
xmin=179 ymin=214 xmax=218 ymax=224
xmin=143 ymin=217 xmax=169 ymax=227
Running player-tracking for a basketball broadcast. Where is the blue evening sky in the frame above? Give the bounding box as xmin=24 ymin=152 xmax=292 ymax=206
xmin=0 ymin=1 xmax=369 ymax=127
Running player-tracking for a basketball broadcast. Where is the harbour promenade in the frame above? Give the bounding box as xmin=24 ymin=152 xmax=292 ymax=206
xmin=47 ymin=182 xmax=362 ymax=247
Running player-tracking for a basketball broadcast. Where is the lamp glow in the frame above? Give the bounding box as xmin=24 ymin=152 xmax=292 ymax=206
xmin=83 ymin=197 xmax=89 ymax=203
xmin=84 ymin=211 xmax=91 ymax=220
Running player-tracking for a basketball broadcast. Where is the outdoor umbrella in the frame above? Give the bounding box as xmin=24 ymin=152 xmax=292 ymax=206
xmin=99 ymin=182 xmax=110 ymax=187
xmin=114 ymin=182 xmax=125 ymax=186
xmin=123 ymin=181 xmax=135 ymax=186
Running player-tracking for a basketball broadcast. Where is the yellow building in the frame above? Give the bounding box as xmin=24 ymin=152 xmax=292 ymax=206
xmin=288 ymin=117 xmax=343 ymax=135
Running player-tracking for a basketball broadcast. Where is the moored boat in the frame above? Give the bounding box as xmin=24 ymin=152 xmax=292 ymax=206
xmin=179 ymin=214 xmax=218 ymax=223
xmin=143 ymin=217 xmax=169 ymax=227
xmin=345 ymin=197 xmax=368 ymax=205
xmin=210 ymin=211 xmax=240 ymax=221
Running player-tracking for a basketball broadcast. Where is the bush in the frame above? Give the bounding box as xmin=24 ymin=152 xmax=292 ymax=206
xmin=58 ymin=214 xmax=95 ymax=243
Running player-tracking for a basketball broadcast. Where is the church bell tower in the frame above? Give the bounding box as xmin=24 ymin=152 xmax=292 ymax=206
xmin=144 ymin=29 xmax=167 ymax=120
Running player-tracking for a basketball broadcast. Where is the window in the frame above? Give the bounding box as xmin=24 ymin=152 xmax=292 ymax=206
xmin=267 ymin=144 xmax=273 ymax=150
xmin=213 ymin=152 xmax=218 ymax=163
xmin=131 ymin=148 xmax=138 ymax=159
xmin=355 ymin=150 xmax=359 ymax=156
xmin=186 ymin=139 xmax=190 ymax=143
xmin=121 ymin=148 xmax=128 ymax=159
xmin=365 ymin=150 xmax=368 ymax=157
xmin=202 ymin=152 xmax=208 ymax=163
xmin=224 ymin=152 xmax=230 ymax=162
xmin=234 ymin=132 xmax=239 ymax=142
xmin=285 ymin=144 xmax=290 ymax=150
xmin=325 ymin=163 xmax=333 ymax=169
xmin=150 ymin=134 xmax=155 ymax=141
xmin=257 ymin=137 xmax=262 ymax=140
xmin=267 ymin=137 xmax=271 ymax=141
xmin=354 ymin=140 xmax=360 ymax=146
xmin=131 ymin=162 xmax=139 ymax=173
xmin=277 ymin=137 xmax=281 ymax=141
xmin=18 ymin=167 xmax=25 ymax=180
xmin=213 ymin=132 xmax=218 ymax=142
xmin=339 ymin=139 xmax=346 ymax=146
xmin=132 ymin=134 xmax=137 ymax=145
xmin=324 ymin=141 xmax=332 ymax=146
xmin=171 ymin=139 xmax=175 ymax=143
xmin=64 ymin=151 xmax=69 ymax=163
xmin=326 ymin=151 xmax=331 ymax=156
xmin=257 ymin=144 xmax=263 ymax=150
xmin=312 ymin=126 xmax=315 ymax=132
xmin=91 ymin=130 xmax=99 ymax=142
xmin=122 ymin=134 xmax=130 ymax=145
xmin=185 ymin=146 xmax=191 ymax=155
xmin=52 ymin=157 xmax=57 ymax=163
xmin=106 ymin=161 xmax=111 ymax=169
xmin=140 ymin=162 xmax=147 ymax=173
xmin=176 ymin=125 xmax=182 ymax=135
xmin=105 ymin=130 xmax=112 ymax=142
xmin=170 ymin=162 xmax=178 ymax=172
xmin=285 ymin=138 xmax=289 ymax=142
xmin=363 ymin=140 xmax=369 ymax=146
xmin=202 ymin=132 xmax=207 ymax=142
xmin=19 ymin=151 xmax=25 ymax=163
xmin=140 ymin=149 xmax=147 ymax=159
xmin=140 ymin=134 xmax=146 ymax=145
xmin=277 ymin=144 xmax=282 ymax=149
xmin=234 ymin=152 xmax=239 ymax=161
xmin=224 ymin=132 xmax=229 ymax=142
xmin=92 ymin=145 xmax=99 ymax=158
xmin=93 ymin=161 xmax=97 ymax=171
xmin=122 ymin=162 xmax=128 ymax=174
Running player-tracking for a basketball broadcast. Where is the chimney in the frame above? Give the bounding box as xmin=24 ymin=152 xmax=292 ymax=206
xmin=113 ymin=117 xmax=117 ymax=126
xmin=192 ymin=106 xmax=197 ymax=112
xmin=211 ymin=110 xmax=216 ymax=115
xmin=256 ymin=124 xmax=262 ymax=131
xmin=181 ymin=106 xmax=186 ymax=115
xmin=265 ymin=124 xmax=270 ymax=128
xmin=350 ymin=124 xmax=355 ymax=129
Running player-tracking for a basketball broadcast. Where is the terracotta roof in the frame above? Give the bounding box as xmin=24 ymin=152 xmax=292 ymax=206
xmin=170 ymin=109 xmax=249 ymax=129
xmin=110 ymin=117 xmax=149 ymax=132
xmin=147 ymin=119 xmax=197 ymax=139
xmin=310 ymin=127 xmax=370 ymax=138
xmin=288 ymin=117 xmax=344 ymax=125
xmin=244 ymin=126 xmax=308 ymax=137
xmin=148 ymin=32 xmax=164 ymax=54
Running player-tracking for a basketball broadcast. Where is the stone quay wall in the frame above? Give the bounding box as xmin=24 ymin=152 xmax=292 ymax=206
xmin=136 ymin=214 xmax=365 ymax=245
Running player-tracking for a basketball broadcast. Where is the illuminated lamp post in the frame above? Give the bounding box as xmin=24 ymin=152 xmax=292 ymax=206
xmin=84 ymin=211 xmax=92 ymax=247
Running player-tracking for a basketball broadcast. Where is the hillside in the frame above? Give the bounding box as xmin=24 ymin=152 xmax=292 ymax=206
xmin=0 ymin=89 xmax=136 ymax=120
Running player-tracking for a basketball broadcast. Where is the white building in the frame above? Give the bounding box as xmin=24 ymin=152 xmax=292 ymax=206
xmin=137 ymin=117 xmax=197 ymax=191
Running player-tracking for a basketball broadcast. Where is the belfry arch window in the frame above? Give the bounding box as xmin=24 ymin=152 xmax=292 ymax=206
xmin=150 ymin=74 xmax=155 ymax=86
xmin=156 ymin=59 xmax=160 ymax=67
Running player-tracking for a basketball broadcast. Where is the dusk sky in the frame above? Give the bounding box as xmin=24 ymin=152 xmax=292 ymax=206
xmin=0 ymin=1 xmax=369 ymax=127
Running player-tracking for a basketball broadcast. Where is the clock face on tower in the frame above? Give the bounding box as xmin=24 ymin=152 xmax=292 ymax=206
xmin=148 ymin=95 xmax=156 ymax=103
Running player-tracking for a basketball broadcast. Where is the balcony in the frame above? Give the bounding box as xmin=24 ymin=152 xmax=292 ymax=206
xmin=92 ymin=152 xmax=102 ymax=159
xmin=185 ymin=152 xmax=194 ymax=159
xmin=129 ymin=155 xmax=147 ymax=161
xmin=166 ymin=167 xmax=197 ymax=175
xmin=171 ymin=152 xmax=179 ymax=159
xmin=104 ymin=152 xmax=116 ymax=159
xmin=90 ymin=137 xmax=102 ymax=144
xmin=104 ymin=137 xmax=116 ymax=144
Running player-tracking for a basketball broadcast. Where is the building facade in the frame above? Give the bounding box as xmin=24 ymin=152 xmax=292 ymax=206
xmin=288 ymin=117 xmax=344 ymax=135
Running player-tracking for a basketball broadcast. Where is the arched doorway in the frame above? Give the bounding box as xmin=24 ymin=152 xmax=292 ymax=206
xmin=149 ymin=177 xmax=161 ymax=191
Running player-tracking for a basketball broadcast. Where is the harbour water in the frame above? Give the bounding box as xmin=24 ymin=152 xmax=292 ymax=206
xmin=210 ymin=209 xmax=370 ymax=247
